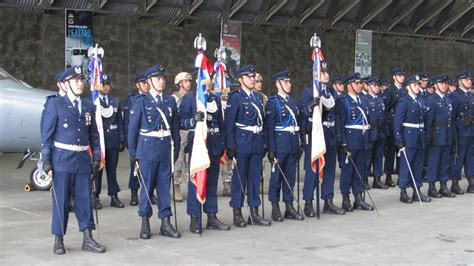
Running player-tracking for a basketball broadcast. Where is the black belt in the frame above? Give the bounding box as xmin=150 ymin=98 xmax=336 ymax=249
xmin=433 ymin=120 xmax=451 ymax=127
xmin=370 ymin=120 xmax=384 ymax=127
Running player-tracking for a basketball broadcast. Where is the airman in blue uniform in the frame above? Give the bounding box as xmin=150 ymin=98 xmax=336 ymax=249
xmin=179 ymin=74 xmax=230 ymax=234
xmin=424 ymin=74 xmax=455 ymax=198
xmin=335 ymin=72 xmax=374 ymax=212
xmin=265 ymin=70 xmax=304 ymax=222
xmin=331 ymin=75 xmax=346 ymax=170
xmin=301 ymin=67 xmax=346 ymax=217
xmin=418 ymin=73 xmax=430 ymax=182
xmin=93 ymin=73 xmax=126 ymax=209
xmin=225 ymin=65 xmax=271 ymax=227
xmin=363 ymin=77 xmax=389 ymax=189
xmin=41 ymin=66 xmax=105 ymax=254
xmin=128 ymin=64 xmax=181 ymax=239
xmin=124 ymin=72 xmax=157 ymax=206
xmin=393 ymin=74 xmax=431 ymax=204
xmin=450 ymin=70 xmax=474 ymax=194
xmin=382 ymin=67 xmax=407 ymax=187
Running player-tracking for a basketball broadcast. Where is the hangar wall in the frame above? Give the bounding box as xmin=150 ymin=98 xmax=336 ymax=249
xmin=1 ymin=8 xmax=473 ymax=100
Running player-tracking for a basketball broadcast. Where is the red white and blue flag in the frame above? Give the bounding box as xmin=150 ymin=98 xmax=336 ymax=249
xmin=213 ymin=61 xmax=230 ymax=96
xmin=310 ymin=48 xmax=326 ymax=181
xmin=87 ymin=52 xmax=106 ymax=169
xmin=190 ymin=50 xmax=215 ymax=204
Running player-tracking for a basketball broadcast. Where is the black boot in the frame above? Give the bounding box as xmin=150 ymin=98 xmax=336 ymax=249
xmin=111 ymin=195 xmax=125 ymax=208
xmin=189 ymin=215 xmax=200 ymax=234
xmin=304 ymin=201 xmax=316 ymax=217
xmin=160 ymin=217 xmax=181 ymax=238
xmin=69 ymin=196 xmax=75 ymax=212
xmin=140 ymin=216 xmax=151 ymax=239
xmin=363 ymin=176 xmax=371 ymax=190
xmin=439 ymin=181 xmax=455 ymax=198
xmin=373 ymin=176 xmax=388 ymax=189
xmin=385 ymin=174 xmax=396 ymax=187
xmin=323 ymin=198 xmax=345 ymax=215
xmin=206 ymin=213 xmax=230 ymax=231
xmin=428 ymin=183 xmax=442 ymax=198
xmin=450 ymin=179 xmax=464 ymax=195
xmin=93 ymin=197 xmax=102 ymax=209
xmin=412 ymin=188 xmax=431 ymax=202
xmin=248 ymin=208 xmax=271 ymax=226
xmin=82 ymin=229 xmax=106 ymax=253
xmin=130 ymin=189 xmax=139 ymax=206
xmin=400 ymin=188 xmax=413 ymax=204
xmin=284 ymin=202 xmax=303 ymax=220
xmin=53 ymin=236 xmax=65 ymax=255
xmin=353 ymin=193 xmax=374 ymax=211
xmin=271 ymin=202 xmax=283 ymax=222
xmin=341 ymin=194 xmax=353 ymax=212
xmin=233 ymin=208 xmax=246 ymax=228
xmin=467 ymin=178 xmax=474 ymax=193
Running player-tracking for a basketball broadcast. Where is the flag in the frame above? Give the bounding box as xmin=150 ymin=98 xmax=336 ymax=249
xmin=310 ymin=48 xmax=326 ymax=181
xmin=213 ymin=61 xmax=230 ymax=96
xmin=87 ymin=53 xmax=106 ymax=170
xmin=190 ymin=50 xmax=214 ymax=204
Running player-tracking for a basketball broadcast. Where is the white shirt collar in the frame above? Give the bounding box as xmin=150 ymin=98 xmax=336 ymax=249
xmin=348 ymin=93 xmax=359 ymax=102
xmin=67 ymin=92 xmax=80 ymax=104
xmin=459 ymin=87 xmax=468 ymax=93
xmin=277 ymin=92 xmax=289 ymax=101
xmin=408 ymin=93 xmax=417 ymax=101
xmin=435 ymin=91 xmax=445 ymax=99
xmin=241 ymin=87 xmax=252 ymax=97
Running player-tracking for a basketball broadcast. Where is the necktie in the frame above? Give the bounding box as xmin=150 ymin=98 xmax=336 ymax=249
xmin=250 ymin=92 xmax=256 ymax=102
xmin=356 ymin=96 xmax=361 ymax=104
xmin=156 ymin=96 xmax=162 ymax=107
xmin=73 ymin=100 xmax=80 ymax=115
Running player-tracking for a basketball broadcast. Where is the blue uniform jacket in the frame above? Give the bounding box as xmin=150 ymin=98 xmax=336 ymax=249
xmin=450 ymin=88 xmax=474 ymax=137
xmin=179 ymin=91 xmax=225 ymax=157
xmin=265 ymin=94 xmax=302 ymax=154
xmin=335 ymin=94 xmax=370 ymax=150
xmin=123 ymin=92 xmax=139 ymax=142
xmin=363 ymin=93 xmax=388 ymax=142
xmin=382 ymin=85 xmax=407 ymax=136
xmin=393 ymin=95 xmax=426 ymax=148
xmin=300 ymin=84 xmax=338 ymax=147
xmin=41 ymin=96 xmax=101 ymax=173
xmin=425 ymin=93 xmax=453 ymax=146
xmin=225 ymin=89 xmax=265 ymax=153
xmin=127 ymin=92 xmax=180 ymax=161
xmin=100 ymin=95 xmax=125 ymax=149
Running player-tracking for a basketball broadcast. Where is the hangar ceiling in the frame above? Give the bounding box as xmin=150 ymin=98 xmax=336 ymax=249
xmin=1 ymin=0 xmax=473 ymax=42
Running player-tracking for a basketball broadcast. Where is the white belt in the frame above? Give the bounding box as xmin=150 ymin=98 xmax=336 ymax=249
xmin=208 ymin=127 xmax=220 ymax=134
xmin=140 ymin=130 xmax=171 ymax=138
xmin=323 ymin=121 xmax=335 ymax=127
xmin=345 ymin=124 xmax=371 ymax=130
xmin=275 ymin=126 xmax=300 ymax=133
xmin=54 ymin=141 xmax=89 ymax=152
xmin=236 ymin=123 xmax=262 ymax=134
xmin=402 ymin=122 xmax=424 ymax=128
xmin=110 ymin=124 xmax=118 ymax=130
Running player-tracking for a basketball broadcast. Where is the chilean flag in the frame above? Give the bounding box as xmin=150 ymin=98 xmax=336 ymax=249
xmin=88 ymin=55 xmax=106 ymax=170
xmin=213 ymin=61 xmax=230 ymax=96
xmin=310 ymin=48 xmax=326 ymax=182
xmin=190 ymin=50 xmax=214 ymax=204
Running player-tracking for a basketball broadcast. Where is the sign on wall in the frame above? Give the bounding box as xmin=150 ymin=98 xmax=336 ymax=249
xmin=65 ymin=9 xmax=93 ymax=72
xmin=354 ymin=29 xmax=372 ymax=77
xmin=220 ymin=20 xmax=242 ymax=86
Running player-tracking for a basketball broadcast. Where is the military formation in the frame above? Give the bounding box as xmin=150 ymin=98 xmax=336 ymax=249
xmin=41 ymin=64 xmax=473 ymax=255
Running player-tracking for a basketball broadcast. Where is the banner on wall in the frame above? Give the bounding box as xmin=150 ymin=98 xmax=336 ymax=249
xmin=65 ymin=9 xmax=93 ymax=72
xmin=220 ymin=20 xmax=242 ymax=86
xmin=354 ymin=29 xmax=372 ymax=77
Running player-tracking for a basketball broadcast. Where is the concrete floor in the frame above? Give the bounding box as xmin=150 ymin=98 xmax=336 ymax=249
xmin=0 ymin=152 xmax=473 ymax=265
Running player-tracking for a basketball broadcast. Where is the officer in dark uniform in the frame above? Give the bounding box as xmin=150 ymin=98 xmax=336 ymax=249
xmin=363 ymin=77 xmax=389 ymax=189
xmin=179 ymin=71 xmax=231 ymax=234
xmin=301 ymin=67 xmax=345 ymax=217
xmin=128 ymin=64 xmax=181 ymax=239
xmin=41 ymin=66 xmax=105 ymax=254
xmin=93 ymin=74 xmax=126 ymax=209
xmin=335 ymin=72 xmax=374 ymax=212
xmin=225 ymin=65 xmax=271 ymax=227
xmin=450 ymin=70 xmax=474 ymax=194
xmin=419 ymin=73 xmax=430 ymax=98
xmin=265 ymin=70 xmax=304 ymax=222
xmin=380 ymin=78 xmax=390 ymax=93
xmin=382 ymin=67 xmax=407 ymax=187
xmin=393 ymin=75 xmax=431 ymax=204
xmin=425 ymin=74 xmax=455 ymax=198
xmin=331 ymin=75 xmax=347 ymax=170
